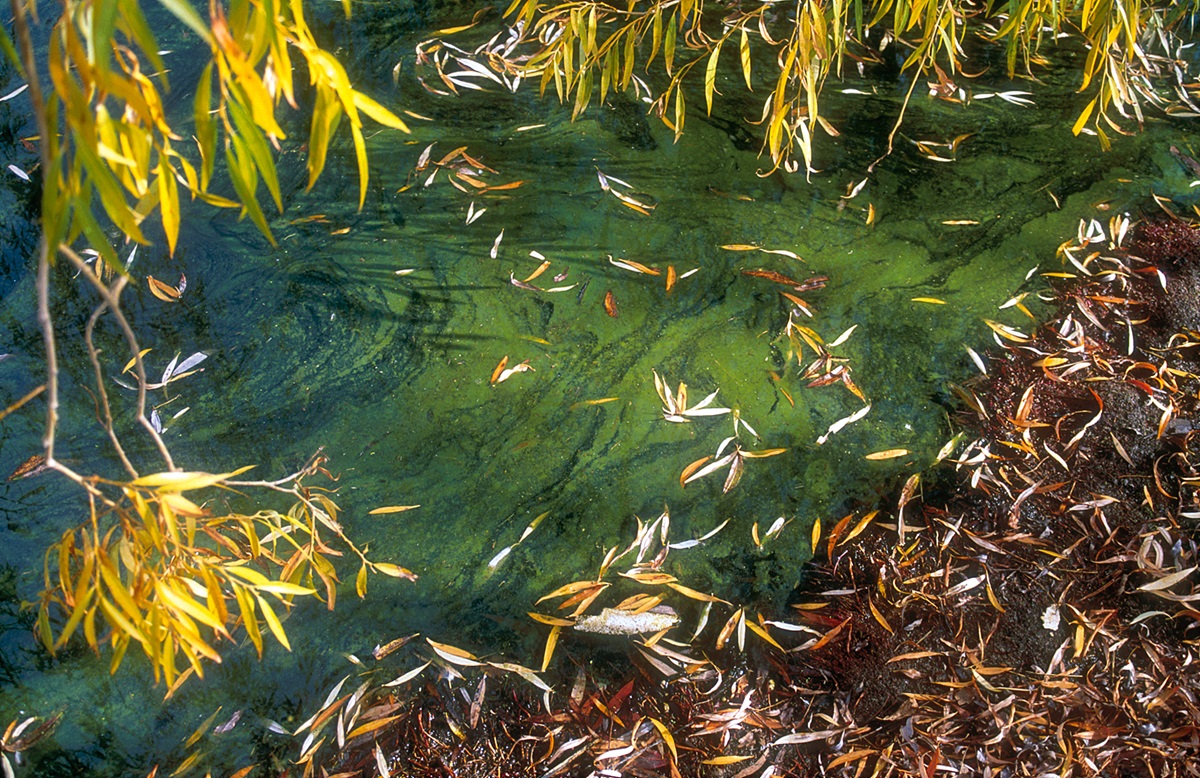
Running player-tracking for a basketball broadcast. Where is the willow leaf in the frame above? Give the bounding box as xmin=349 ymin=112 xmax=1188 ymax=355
xmin=705 ymin=39 xmax=723 ymax=114
xmin=154 ymin=0 xmax=213 ymax=44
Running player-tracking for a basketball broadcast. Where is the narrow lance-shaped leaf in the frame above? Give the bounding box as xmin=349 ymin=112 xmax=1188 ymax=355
xmin=739 ymin=28 xmax=752 ymax=90
xmin=705 ymin=39 xmax=723 ymax=114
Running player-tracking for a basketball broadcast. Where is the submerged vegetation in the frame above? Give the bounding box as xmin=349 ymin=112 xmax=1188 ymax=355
xmin=251 ymin=212 xmax=1200 ymax=777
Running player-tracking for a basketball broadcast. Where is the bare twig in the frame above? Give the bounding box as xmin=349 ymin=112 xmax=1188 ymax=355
xmin=85 ymin=296 xmax=138 ymax=478
xmin=0 ymin=384 xmax=45 ymax=423
xmin=58 ymin=245 xmax=176 ymax=471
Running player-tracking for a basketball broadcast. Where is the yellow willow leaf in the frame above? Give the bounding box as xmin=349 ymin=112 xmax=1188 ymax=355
xmin=865 ymin=449 xmax=910 ymax=460
xmin=667 ymin=583 xmax=726 ymax=603
xmin=646 ymin=717 xmax=677 ymax=761
xmin=234 ymin=586 xmax=262 ymax=658
xmin=427 ymin=638 xmax=484 ymax=666
xmin=193 ymin=62 xmax=216 ymax=188
xmin=811 ymin=517 xmax=821 ymax=553
xmin=255 ymin=581 xmax=317 ymax=597
xmin=147 ymin=275 xmax=180 ymax=302
xmin=986 ymin=578 xmax=1005 ymax=612
xmin=351 ymin=122 xmax=369 ymax=210
xmin=97 ymin=595 xmax=150 ymax=652
xmin=373 ymin=563 xmax=417 ymax=580
xmin=868 ymin=596 xmax=894 ymax=634
xmin=346 ymin=714 xmax=403 ymax=742
xmin=159 ymin=492 xmax=207 ymax=517
xmin=745 ymin=618 xmax=784 ymax=651
xmin=368 ymin=505 xmax=421 ymax=515
xmin=804 ymin=617 xmax=851 ymax=652
xmin=705 ymin=39 xmax=723 ymax=114
xmin=619 ymin=572 xmax=677 ymax=585
xmin=1073 ymin=96 xmax=1098 ymax=136
xmin=541 ymin=625 xmax=561 ymax=671
xmin=352 ymin=91 xmax=410 ymax=132
xmin=739 ymin=28 xmax=752 ymax=90
xmin=122 ymin=348 xmax=153 ymax=375
xmin=673 ymin=86 xmax=685 ymax=142
xmin=156 ymin=582 xmax=226 ymax=635
xmin=827 ymin=750 xmax=878 ymax=770
xmin=130 ymin=466 xmax=255 ymax=491
xmin=254 ymin=594 xmax=290 ymax=651
xmin=537 ymin=580 xmax=601 ymax=603
xmin=356 ymin=564 xmax=367 ymax=598
xmin=911 ymin=297 xmax=946 ymax=305
xmin=528 ymin=612 xmax=575 ymax=626
xmin=715 ymin=607 xmax=742 ymax=650
xmin=702 ymin=756 xmax=752 ymax=765
xmin=840 ymin=510 xmax=879 ymax=546
xmin=157 ymin=157 xmax=180 ymax=256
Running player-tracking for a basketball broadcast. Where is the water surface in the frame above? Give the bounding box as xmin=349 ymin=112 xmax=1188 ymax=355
xmin=0 ymin=8 xmax=1197 ymax=773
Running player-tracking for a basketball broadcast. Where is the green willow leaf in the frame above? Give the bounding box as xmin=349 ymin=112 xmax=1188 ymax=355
xmin=228 ymin=97 xmax=282 ymax=212
xmin=154 ymin=0 xmax=214 ymax=44
xmin=225 ymin=137 xmax=276 ymax=245
xmin=193 ymin=61 xmax=215 ymax=189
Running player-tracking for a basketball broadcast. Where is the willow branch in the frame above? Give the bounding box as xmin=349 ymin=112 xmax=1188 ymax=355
xmin=58 ymin=245 xmax=176 ymax=471
xmin=85 ymin=296 xmax=138 ymax=479
xmin=11 ymin=0 xmax=62 ymax=468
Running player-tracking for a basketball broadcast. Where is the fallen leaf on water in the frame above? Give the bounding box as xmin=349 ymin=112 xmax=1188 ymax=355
xmin=494 ymin=360 xmax=534 ymax=384
xmin=490 ymin=355 xmax=509 ymax=385
xmin=720 ymin=244 xmax=760 ymax=251
xmin=865 ymin=449 xmax=909 ymax=460
xmin=942 ymin=219 xmax=980 ymax=225
xmin=604 ymin=291 xmax=618 ymax=318
xmin=742 ymin=268 xmax=803 ymax=286
xmin=426 ymin=638 xmax=484 ymax=667
xmin=528 ymin=612 xmax=575 ymax=626
xmin=147 ymin=276 xmax=181 ymax=302
xmin=8 ymin=453 xmax=47 ymax=480
xmin=570 ymin=397 xmax=619 ymax=410
xmin=368 ymin=505 xmax=421 ymax=514
xmin=680 ymin=456 xmax=712 ymax=487
xmin=523 ymin=260 xmax=552 ymax=283
xmin=666 ymin=265 xmax=677 ymax=292
xmin=608 ymin=255 xmax=661 ymax=275
xmin=912 ymin=297 xmax=946 ymax=305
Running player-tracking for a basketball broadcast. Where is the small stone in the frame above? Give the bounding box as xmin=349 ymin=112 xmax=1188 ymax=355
xmin=1042 ymin=604 xmax=1061 ymax=631
xmin=573 ymin=607 xmax=679 ymax=636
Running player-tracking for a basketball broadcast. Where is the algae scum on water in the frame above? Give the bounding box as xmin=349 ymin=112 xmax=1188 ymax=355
xmin=1 ymin=6 xmax=1199 ymax=773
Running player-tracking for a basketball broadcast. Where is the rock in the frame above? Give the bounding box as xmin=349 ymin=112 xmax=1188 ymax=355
xmin=573 ymin=606 xmax=680 ymax=636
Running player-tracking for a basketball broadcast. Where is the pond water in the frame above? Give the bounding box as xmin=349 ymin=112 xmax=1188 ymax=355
xmin=1 ymin=4 xmax=1198 ymax=774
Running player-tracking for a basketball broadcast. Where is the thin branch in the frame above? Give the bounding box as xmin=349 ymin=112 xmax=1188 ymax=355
xmin=225 ymin=448 xmax=329 ymax=488
xmin=12 ymin=0 xmax=60 ymax=468
xmin=867 ymin=66 xmax=922 ymax=175
xmin=0 ymin=384 xmax=45 ymax=423
xmin=58 ymin=245 xmax=176 ymax=471
xmin=85 ymin=295 xmax=139 ymax=479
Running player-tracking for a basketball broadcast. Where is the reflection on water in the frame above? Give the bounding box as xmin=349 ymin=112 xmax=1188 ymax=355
xmin=0 ymin=6 xmax=1198 ymax=773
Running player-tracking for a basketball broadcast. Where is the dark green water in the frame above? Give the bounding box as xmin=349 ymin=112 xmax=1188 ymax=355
xmin=1 ymin=6 xmax=1199 ymax=773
